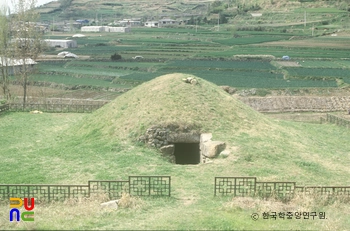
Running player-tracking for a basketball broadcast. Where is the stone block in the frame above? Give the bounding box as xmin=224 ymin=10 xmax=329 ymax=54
xmin=160 ymin=145 xmax=175 ymax=155
xmin=167 ymin=133 xmax=200 ymax=143
xmin=201 ymin=141 xmax=226 ymax=158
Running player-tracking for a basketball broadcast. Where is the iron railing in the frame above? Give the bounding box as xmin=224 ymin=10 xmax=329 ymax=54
xmin=0 ymin=176 xmax=171 ymax=203
xmin=214 ymin=177 xmax=350 ymax=201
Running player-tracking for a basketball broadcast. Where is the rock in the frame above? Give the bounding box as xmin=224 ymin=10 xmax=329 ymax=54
xmin=200 ymin=133 xmax=212 ymax=143
xmin=100 ymin=200 xmax=119 ymax=210
xmin=168 ymin=133 xmax=200 ymax=143
xmin=160 ymin=145 xmax=175 ymax=155
xmin=138 ymin=135 xmax=146 ymax=142
xmin=219 ymin=150 xmax=230 ymax=158
xmin=204 ymin=158 xmax=213 ymax=164
xmin=30 ymin=110 xmax=43 ymax=114
xmin=182 ymin=77 xmax=197 ymax=84
xmin=221 ymin=86 xmax=236 ymax=95
xmin=202 ymin=141 xmax=226 ymax=158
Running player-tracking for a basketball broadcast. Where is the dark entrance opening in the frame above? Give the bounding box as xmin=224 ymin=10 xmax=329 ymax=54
xmin=174 ymin=143 xmax=200 ymax=165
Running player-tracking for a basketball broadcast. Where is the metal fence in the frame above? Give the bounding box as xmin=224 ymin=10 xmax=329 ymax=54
xmin=0 ymin=176 xmax=171 ymax=203
xmin=214 ymin=177 xmax=350 ymax=201
xmin=7 ymin=103 xmax=104 ymax=113
xmin=326 ymin=114 xmax=350 ymax=129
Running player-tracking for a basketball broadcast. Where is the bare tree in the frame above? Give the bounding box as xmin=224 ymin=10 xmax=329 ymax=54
xmin=0 ymin=5 xmax=11 ymax=101
xmin=11 ymin=0 xmax=43 ymax=107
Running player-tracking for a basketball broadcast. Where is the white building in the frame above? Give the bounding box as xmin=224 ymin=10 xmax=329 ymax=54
xmin=159 ymin=19 xmax=178 ymax=26
xmin=145 ymin=19 xmax=178 ymax=28
xmin=81 ymin=26 xmax=130 ymax=33
xmin=45 ymin=39 xmax=78 ymax=48
xmin=108 ymin=27 xmax=131 ymax=33
xmin=118 ymin=19 xmax=141 ymax=27
xmin=81 ymin=26 xmax=104 ymax=32
xmin=0 ymin=58 xmax=37 ymax=75
xmin=145 ymin=21 xmax=159 ymax=28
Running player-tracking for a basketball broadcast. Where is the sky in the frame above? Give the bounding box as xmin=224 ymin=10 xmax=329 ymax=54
xmin=0 ymin=0 xmax=56 ymax=13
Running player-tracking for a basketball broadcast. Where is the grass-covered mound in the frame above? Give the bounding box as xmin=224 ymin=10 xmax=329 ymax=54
xmin=74 ymin=73 xmax=278 ymax=142
xmin=1 ymin=73 xmax=350 ymax=229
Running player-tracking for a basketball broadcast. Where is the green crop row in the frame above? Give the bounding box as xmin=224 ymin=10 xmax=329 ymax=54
xmin=300 ymin=60 xmax=350 ymax=68
xmin=286 ymin=67 xmax=350 ymax=79
xmin=38 ymin=61 xmax=131 ymax=77
xmin=120 ymin=69 xmax=337 ymax=88
xmin=182 ymin=70 xmax=337 ymax=88
xmin=30 ymin=74 xmax=133 ymax=88
xmin=198 ymin=46 xmax=350 ymax=59
xmin=165 ymin=60 xmax=276 ymax=70
xmin=213 ymin=36 xmax=290 ymax=46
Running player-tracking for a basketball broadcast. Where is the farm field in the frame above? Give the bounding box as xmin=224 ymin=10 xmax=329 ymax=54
xmin=3 ymin=27 xmax=349 ymax=103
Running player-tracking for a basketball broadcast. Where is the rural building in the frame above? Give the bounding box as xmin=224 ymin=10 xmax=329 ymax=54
xmin=45 ymin=39 xmax=78 ymax=48
xmin=76 ymin=19 xmax=89 ymax=24
xmin=159 ymin=19 xmax=178 ymax=26
xmin=0 ymin=58 xmax=37 ymax=75
xmin=145 ymin=19 xmax=178 ymax=28
xmin=108 ymin=27 xmax=131 ymax=33
xmin=118 ymin=19 xmax=141 ymax=27
xmin=145 ymin=21 xmax=159 ymax=28
xmin=81 ymin=26 xmax=104 ymax=32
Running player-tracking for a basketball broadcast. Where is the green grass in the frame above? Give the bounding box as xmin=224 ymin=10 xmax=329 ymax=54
xmin=294 ymin=8 xmax=347 ymax=13
xmin=300 ymin=60 xmax=350 ymax=68
xmin=214 ymin=35 xmax=290 ymax=46
xmin=118 ymin=60 xmax=337 ymax=88
xmin=1 ymin=84 xmax=350 ymax=229
xmin=286 ymin=67 xmax=350 ymax=83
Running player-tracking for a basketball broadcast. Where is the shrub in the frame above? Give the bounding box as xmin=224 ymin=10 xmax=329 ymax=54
xmin=111 ymin=53 xmax=122 ymax=61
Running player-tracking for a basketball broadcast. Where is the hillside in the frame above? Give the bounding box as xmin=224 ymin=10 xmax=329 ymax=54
xmin=73 ymin=73 xmax=278 ymax=142
xmin=37 ymin=0 xmax=348 ymax=24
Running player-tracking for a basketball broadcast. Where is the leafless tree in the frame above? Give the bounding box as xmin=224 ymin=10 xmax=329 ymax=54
xmin=0 ymin=6 xmax=11 ymax=101
xmin=11 ymin=0 xmax=43 ymax=107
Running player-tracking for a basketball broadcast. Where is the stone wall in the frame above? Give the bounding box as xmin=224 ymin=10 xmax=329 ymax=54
xmin=138 ymin=126 xmax=200 ymax=148
xmin=139 ymin=126 xmax=226 ymax=164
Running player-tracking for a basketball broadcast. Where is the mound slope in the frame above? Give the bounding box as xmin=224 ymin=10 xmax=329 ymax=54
xmin=76 ymin=73 xmax=278 ymax=141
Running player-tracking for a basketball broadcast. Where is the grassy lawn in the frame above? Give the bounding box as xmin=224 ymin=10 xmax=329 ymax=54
xmin=1 ymin=75 xmax=350 ymax=229
xmin=0 ymin=111 xmax=349 ymax=230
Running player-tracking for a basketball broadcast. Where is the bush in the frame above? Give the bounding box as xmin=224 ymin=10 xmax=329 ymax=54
xmin=111 ymin=53 xmax=122 ymax=61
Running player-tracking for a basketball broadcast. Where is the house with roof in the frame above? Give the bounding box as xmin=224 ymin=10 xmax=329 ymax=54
xmin=144 ymin=21 xmax=159 ymax=28
xmin=118 ymin=19 xmax=141 ymax=27
xmin=45 ymin=39 xmax=78 ymax=48
xmin=145 ymin=19 xmax=179 ymax=28
xmin=159 ymin=19 xmax=178 ymax=26
xmin=0 ymin=57 xmax=37 ymax=75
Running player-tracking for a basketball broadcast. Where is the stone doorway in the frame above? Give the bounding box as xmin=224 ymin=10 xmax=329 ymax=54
xmin=173 ymin=143 xmax=200 ymax=165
